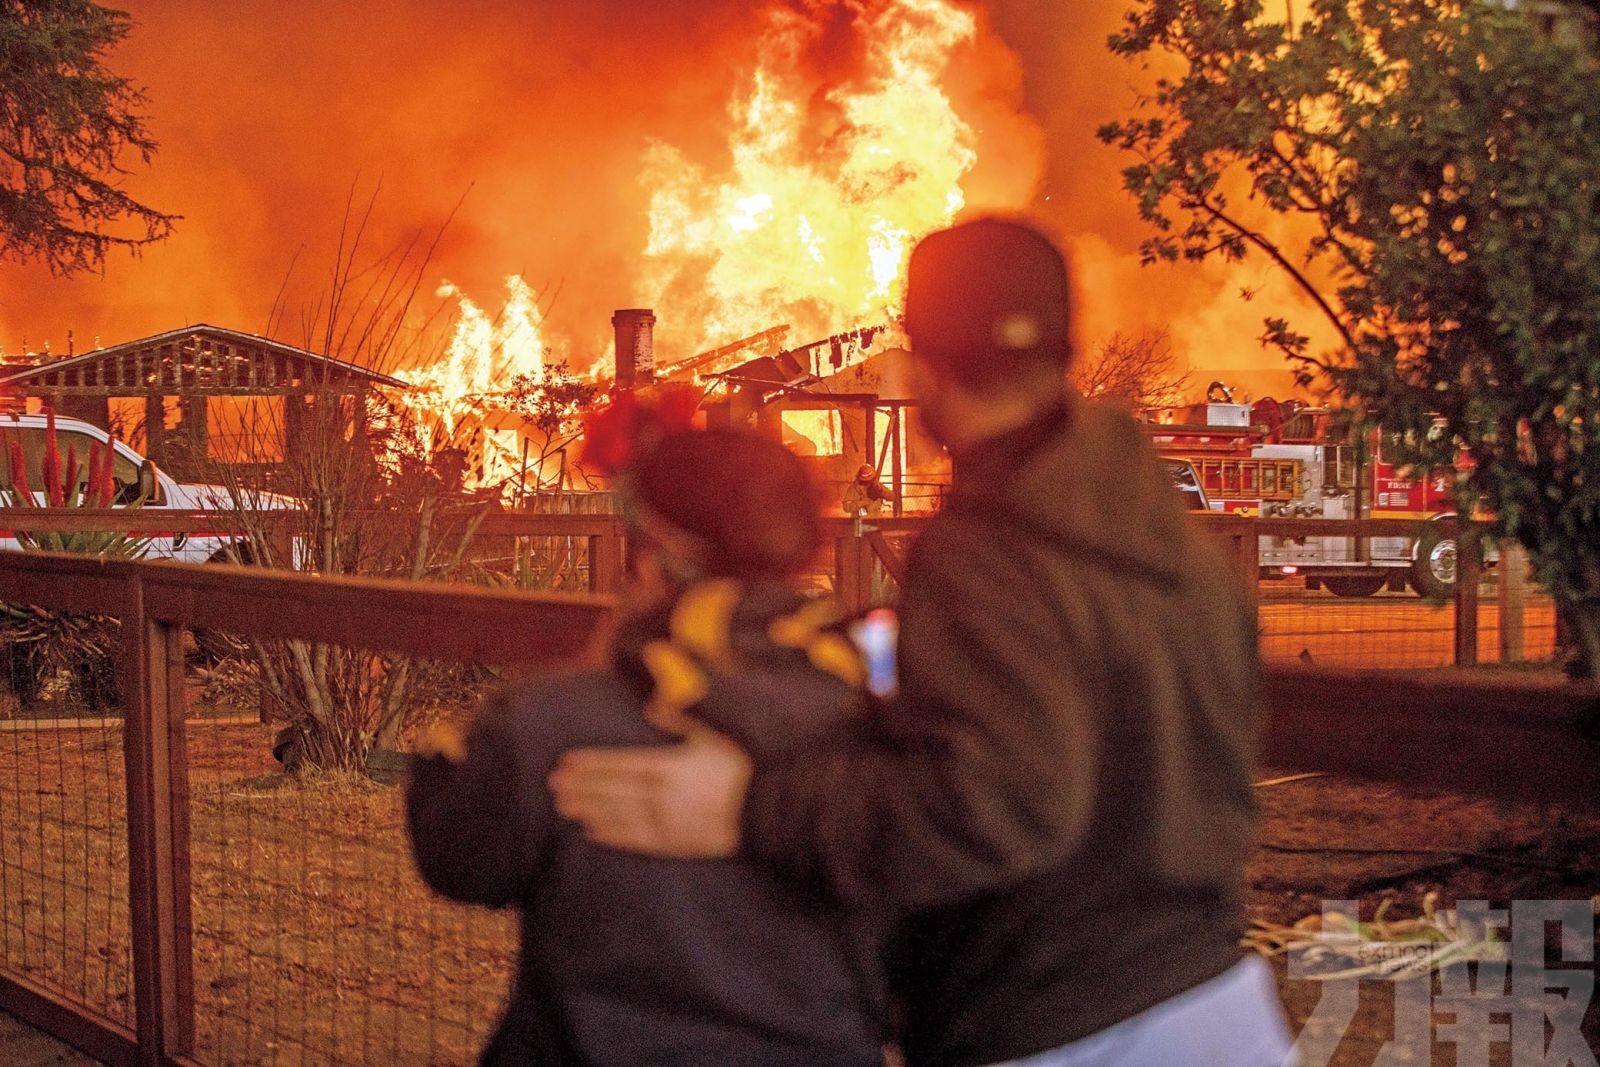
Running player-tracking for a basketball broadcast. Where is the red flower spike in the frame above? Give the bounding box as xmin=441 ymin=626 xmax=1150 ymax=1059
xmin=87 ymin=443 xmax=103 ymax=505
xmin=43 ymin=415 xmax=63 ymax=508
xmin=97 ymin=439 xmax=117 ymax=507
xmin=8 ymin=440 xmax=32 ymax=503
xmin=63 ymin=442 xmax=80 ymax=504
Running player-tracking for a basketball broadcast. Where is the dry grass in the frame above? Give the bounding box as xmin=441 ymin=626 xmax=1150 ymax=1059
xmin=1248 ymin=769 xmax=1600 ymax=1063
xmin=0 ymin=719 xmax=514 ymax=1067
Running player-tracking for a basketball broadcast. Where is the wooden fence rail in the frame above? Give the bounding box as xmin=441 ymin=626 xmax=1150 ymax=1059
xmin=0 ymin=552 xmax=611 ymax=1067
xmin=0 ymin=508 xmax=1544 ymax=664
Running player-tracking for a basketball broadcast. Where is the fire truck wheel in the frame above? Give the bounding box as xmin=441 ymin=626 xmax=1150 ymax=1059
xmin=1409 ymin=525 xmax=1457 ymax=600
xmin=1323 ymin=575 xmax=1386 ymax=598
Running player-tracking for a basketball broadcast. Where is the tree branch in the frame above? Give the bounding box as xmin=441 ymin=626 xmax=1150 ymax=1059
xmin=1194 ymin=194 xmax=1359 ymax=354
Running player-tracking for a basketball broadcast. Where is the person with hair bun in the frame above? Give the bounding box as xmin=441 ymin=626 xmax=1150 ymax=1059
xmin=406 ymin=407 xmax=886 ymax=1067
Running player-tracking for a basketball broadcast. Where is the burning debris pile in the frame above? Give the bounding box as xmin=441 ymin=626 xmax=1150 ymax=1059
xmin=393 ymin=277 xmax=599 ymax=491
xmin=397 ymin=276 xmax=563 ymax=440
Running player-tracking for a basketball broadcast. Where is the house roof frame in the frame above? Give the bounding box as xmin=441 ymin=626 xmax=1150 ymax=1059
xmin=0 ymin=324 xmax=405 ymax=397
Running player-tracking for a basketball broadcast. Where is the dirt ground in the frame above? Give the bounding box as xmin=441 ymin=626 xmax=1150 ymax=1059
xmin=1249 ymin=770 xmax=1600 ymax=1065
xmin=0 ymin=720 xmax=1596 ymax=1066
xmin=0 ymin=1010 xmax=91 ymax=1066
xmin=0 ymin=719 xmax=513 ymax=1066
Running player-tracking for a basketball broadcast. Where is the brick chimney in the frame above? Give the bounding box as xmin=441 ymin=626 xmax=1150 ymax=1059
xmin=612 ymin=309 xmax=656 ymax=388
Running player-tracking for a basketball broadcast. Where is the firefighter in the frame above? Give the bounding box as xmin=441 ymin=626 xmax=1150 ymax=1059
xmin=842 ymin=463 xmax=891 ymax=517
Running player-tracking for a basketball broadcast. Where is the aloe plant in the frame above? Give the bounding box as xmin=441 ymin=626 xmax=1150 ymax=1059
xmin=1 ymin=408 xmax=150 ymax=558
xmin=0 ymin=409 xmax=148 ymax=712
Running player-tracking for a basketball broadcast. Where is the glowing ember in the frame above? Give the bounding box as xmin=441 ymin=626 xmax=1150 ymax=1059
xmin=641 ymin=0 xmax=980 ymax=359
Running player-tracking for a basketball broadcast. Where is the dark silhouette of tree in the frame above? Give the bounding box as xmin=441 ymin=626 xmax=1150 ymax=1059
xmin=501 ymin=361 xmax=601 ymax=493
xmin=1101 ymin=0 xmax=1600 ymax=678
xmin=1 ymin=0 xmax=176 ymax=274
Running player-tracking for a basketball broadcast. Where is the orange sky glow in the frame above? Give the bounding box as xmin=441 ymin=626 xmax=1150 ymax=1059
xmin=0 ymin=0 xmax=1327 ymax=400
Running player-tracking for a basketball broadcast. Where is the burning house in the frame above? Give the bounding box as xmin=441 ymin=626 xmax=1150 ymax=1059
xmin=0 ymin=0 xmax=1047 ymax=506
xmin=687 ymin=329 xmax=945 ymax=515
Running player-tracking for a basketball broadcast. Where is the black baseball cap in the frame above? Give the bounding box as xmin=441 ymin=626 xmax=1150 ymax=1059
xmin=903 ymin=218 xmax=1074 ymax=385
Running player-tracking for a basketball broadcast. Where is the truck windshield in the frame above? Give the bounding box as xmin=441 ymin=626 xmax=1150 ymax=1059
xmin=0 ymin=427 xmax=142 ymax=503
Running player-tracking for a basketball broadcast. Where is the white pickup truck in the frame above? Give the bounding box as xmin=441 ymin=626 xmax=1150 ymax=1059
xmin=0 ymin=412 xmax=289 ymax=563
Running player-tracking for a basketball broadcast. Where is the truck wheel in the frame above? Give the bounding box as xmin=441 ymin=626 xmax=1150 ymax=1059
xmin=1409 ymin=525 xmax=1457 ymax=599
xmin=191 ymin=542 xmax=259 ymax=661
xmin=1323 ymin=575 xmax=1386 ymax=598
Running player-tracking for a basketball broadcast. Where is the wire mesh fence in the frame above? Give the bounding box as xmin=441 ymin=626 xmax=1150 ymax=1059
xmin=0 ymin=610 xmax=133 ymax=1033
xmin=1256 ymin=575 xmax=1559 ymax=669
xmin=0 ymin=520 xmax=1584 ymax=1065
xmin=0 ymin=555 xmax=610 ymax=1066
xmin=184 ymin=713 xmax=514 ymax=1065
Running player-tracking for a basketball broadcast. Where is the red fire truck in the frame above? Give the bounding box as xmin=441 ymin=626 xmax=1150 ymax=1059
xmin=1146 ymin=388 xmax=1466 ymax=598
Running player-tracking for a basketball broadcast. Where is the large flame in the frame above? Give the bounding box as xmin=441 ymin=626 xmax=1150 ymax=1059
xmin=10 ymin=2 xmax=1328 ymax=419
xmin=642 ymin=0 xmax=980 ymax=358
xmin=398 ymin=0 xmax=990 ymax=470
xmin=397 ymin=276 xmax=561 ymax=444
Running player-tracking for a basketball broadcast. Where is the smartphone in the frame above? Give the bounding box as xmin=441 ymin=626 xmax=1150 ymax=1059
xmin=848 ymin=608 xmax=899 ymax=698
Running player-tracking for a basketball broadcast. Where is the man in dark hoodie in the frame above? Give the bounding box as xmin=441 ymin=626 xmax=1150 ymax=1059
xmin=551 ymin=219 xmax=1295 ymax=1066
xmin=407 ymin=424 xmax=886 ymax=1066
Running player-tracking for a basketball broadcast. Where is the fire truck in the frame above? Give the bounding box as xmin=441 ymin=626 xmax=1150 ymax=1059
xmin=1146 ymin=388 xmax=1466 ymax=598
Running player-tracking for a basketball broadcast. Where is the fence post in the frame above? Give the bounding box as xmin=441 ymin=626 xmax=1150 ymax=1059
xmin=121 ymin=574 xmax=196 ymax=1065
xmin=1454 ymin=524 xmax=1481 ymax=667
xmin=1211 ymin=518 xmax=1259 ymax=630
xmin=835 ymin=534 xmax=871 ymax=614
xmin=587 ymin=519 xmax=624 ymax=595
xmin=1498 ymin=540 xmax=1526 ymax=663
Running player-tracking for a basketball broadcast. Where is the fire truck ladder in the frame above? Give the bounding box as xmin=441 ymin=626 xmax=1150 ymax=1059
xmin=1192 ymin=456 xmax=1305 ymax=501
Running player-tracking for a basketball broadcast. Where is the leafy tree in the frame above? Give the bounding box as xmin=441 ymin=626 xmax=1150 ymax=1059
xmin=1 ymin=0 xmax=176 ymax=273
xmin=501 ymin=361 xmax=600 ymax=494
xmin=1100 ymin=0 xmax=1600 ymax=677
xmin=1075 ymin=328 xmax=1190 ymax=410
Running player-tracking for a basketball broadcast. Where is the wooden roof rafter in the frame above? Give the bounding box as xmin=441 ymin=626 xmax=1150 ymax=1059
xmin=0 ymin=324 xmax=406 ymax=397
